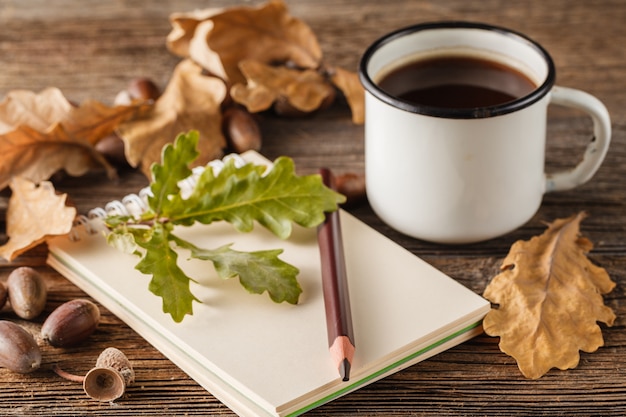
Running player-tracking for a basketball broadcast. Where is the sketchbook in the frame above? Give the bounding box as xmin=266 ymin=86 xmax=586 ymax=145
xmin=46 ymin=151 xmax=490 ymax=417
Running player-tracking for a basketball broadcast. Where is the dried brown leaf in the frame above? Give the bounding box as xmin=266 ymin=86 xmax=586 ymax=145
xmin=0 ymin=177 xmax=76 ymax=261
xmin=116 ymin=59 xmax=227 ymax=178
xmin=0 ymin=88 xmax=141 ymax=190
xmin=230 ymin=59 xmax=334 ymax=114
xmin=329 ymin=66 xmax=365 ymax=125
xmin=166 ymin=8 xmax=223 ymax=58
xmin=168 ymin=0 xmax=322 ymax=84
xmin=482 ymin=212 xmax=616 ymax=379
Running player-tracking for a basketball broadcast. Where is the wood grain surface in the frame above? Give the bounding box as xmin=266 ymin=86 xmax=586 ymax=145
xmin=0 ymin=0 xmax=625 ymax=415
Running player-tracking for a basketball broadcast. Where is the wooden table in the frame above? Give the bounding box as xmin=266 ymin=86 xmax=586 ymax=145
xmin=1 ymin=0 xmax=625 ymax=415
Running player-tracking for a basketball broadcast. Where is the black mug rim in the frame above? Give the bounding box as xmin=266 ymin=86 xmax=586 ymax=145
xmin=358 ymin=21 xmax=556 ymax=119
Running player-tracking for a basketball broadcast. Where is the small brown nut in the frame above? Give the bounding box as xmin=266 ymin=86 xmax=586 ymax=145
xmin=127 ymin=77 xmax=161 ymax=102
xmin=334 ymin=172 xmax=367 ymax=206
xmin=222 ymin=107 xmax=262 ymax=153
xmin=0 ymin=320 xmax=41 ymax=373
xmin=0 ymin=281 xmax=7 ymax=310
xmin=41 ymin=299 xmax=101 ymax=347
xmin=95 ymin=133 xmax=128 ymax=167
xmin=7 ymin=267 xmax=47 ymax=320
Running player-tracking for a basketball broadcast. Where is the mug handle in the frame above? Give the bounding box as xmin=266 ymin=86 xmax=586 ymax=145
xmin=545 ymin=86 xmax=611 ymax=192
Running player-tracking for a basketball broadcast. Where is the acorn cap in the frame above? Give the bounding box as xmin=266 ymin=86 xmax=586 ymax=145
xmin=83 ymin=347 xmax=134 ymax=402
xmin=83 ymin=367 xmax=126 ymax=402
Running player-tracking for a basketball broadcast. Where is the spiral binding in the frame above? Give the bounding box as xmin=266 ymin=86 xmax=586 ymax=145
xmin=69 ymin=153 xmax=248 ymax=241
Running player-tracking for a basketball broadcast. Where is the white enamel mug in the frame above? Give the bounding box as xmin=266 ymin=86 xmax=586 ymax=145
xmin=359 ymin=22 xmax=611 ymax=244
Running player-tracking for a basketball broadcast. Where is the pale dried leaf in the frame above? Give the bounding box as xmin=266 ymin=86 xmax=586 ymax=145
xmin=0 ymin=88 xmax=72 ymax=133
xmin=207 ymin=0 xmax=322 ymax=83
xmin=0 ymin=125 xmax=107 ymax=191
xmin=166 ymin=8 xmax=223 ymax=57
xmin=230 ymin=59 xmax=334 ymax=113
xmin=176 ymin=0 xmax=322 ymax=84
xmin=230 ymin=83 xmax=275 ymax=113
xmin=188 ymin=20 xmax=226 ymax=80
xmin=482 ymin=212 xmax=616 ymax=379
xmin=0 ymin=177 xmax=76 ymax=261
xmin=0 ymin=87 xmax=141 ymax=190
xmin=116 ymin=59 xmax=227 ymax=178
xmin=329 ymin=66 xmax=365 ymax=124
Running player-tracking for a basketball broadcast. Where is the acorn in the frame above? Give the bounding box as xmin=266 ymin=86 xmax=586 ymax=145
xmin=334 ymin=172 xmax=367 ymax=207
xmin=0 ymin=281 xmax=7 ymax=310
xmin=222 ymin=106 xmax=262 ymax=153
xmin=41 ymin=299 xmax=101 ymax=347
xmin=127 ymin=77 xmax=161 ymax=102
xmin=7 ymin=267 xmax=47 ymax=320
xmin=0 ymin=320 xmax=42 ymax=373
xmin=95 ymin=133 xmax=128 ymax=167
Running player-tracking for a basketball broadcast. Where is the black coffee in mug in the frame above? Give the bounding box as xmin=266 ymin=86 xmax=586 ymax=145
xmin=376 ymin=53 xmax=537 ymax=109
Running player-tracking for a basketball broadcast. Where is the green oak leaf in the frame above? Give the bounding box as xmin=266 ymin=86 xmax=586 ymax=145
xmin=171 ymin=155 xmax=345 ymax=239
xmin=134 ymin=222 xmax=198 ymax=323
xmin=175 ymin=237 xmax=302 ymax=304
xmin=106 ymin=230 xmax=139 ymax=255
xmin=104 ymin=130 xmax=345 ymax=322
xmin=105 ymin=219 xmax=153 ymax=255
xmin=103 ymin=214 xmax=135 ymax=228
xmin=148 ymin=131 xmax=199 ymax=216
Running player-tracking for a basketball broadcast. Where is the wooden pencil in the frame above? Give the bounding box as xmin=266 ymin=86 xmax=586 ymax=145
xmin=317 ymin=168 xmax=355 ymax=381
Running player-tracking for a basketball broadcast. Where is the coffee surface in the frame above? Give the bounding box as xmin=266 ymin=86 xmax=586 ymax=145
xmin=377 ymin=55 xmax=537 ymax=109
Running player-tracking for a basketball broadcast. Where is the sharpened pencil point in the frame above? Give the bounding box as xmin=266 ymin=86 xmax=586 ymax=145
xmin=340 ymin=358 xmax=351 ymax=381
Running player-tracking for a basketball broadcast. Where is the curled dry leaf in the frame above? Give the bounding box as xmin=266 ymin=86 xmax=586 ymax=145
xmin=168 ymin=10 xmax=225 ymax=83
xmin=116 ymin=59 xmax=227 ymax=178
xmin=328 ymin=66 xmax=365 ymax=124
xmin=167 ymin=0 xmax=322 ymax=84
xmin=0 ymin=87 xmax=143 ymax=190
xmin=0 ymin=177 xmax=76 ymax=261
xmin=166 ymin=0 xmax=364 ymax=123
xmin=166 ymin=8 xmax=222 ymax=58
xmin=482 ymin=212 xmax=616 ymax=379
xmin=230 ymin=59 xmax=335 ymax=114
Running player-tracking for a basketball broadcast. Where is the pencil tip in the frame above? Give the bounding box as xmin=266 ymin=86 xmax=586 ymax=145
xmin=340 ymin=358 xmax=351 ymax=381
